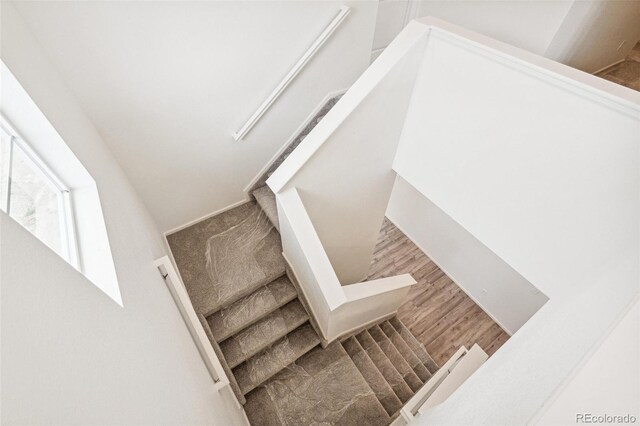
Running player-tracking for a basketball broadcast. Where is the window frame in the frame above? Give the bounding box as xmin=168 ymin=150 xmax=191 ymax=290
xmin=0 ymin=114 xmax=79 ymax=266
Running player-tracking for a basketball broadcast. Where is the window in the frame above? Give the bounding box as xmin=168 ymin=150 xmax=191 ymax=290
xmin=0 ymin=116 xmax=77 ymax=264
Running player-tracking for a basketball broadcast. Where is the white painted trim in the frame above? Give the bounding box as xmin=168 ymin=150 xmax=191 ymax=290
xmin=387 ymin=217 xmax=514 ymax=336
xmin=370 ymin=47 xmax=385 ymax=63
xmin=400 ymin=346 xmax=469 ymax=422
xmin=418 ymin=344 xmax=488 ymax=413
xmin=402 ymin=0 xmax=420 ymax=28
xmin=164 ymin=196 xmax=250 ymax=236
xmin=418 ymin=18 xmax=639 ymax=115
xmin=242 ymin=88 xmax=347 ymax=195
xmin=282 ymin=251 xmax=330 ymax=342
xmin=155 ymin=255 xmax=228 ymax=385
xmin=269 ymin=17 xmax=639 ymax=196
xmin=343 ymin=274 xmax=416 ymax=300
xmin=233 ymin=6 xmax=351 ymax=141
xmin=592 ymin=58 xmax=625 ymax=76
xmin=328 ymin=311 xmax=395 ymax=343
xmin=267 ymin=21 xmax=430 ymax=193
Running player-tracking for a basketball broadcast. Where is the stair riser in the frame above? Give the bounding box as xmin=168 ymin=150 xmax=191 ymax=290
xmin=225 ymin=316 xmax=310 ymax=369
xmin=203 ymin=270 xmax=286 ymax=317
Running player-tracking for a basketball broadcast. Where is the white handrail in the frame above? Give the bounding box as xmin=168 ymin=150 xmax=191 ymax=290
xmin=233 ymin=5 xmax=351 ymax=141
xmin=155 ymin=256 xmax=228 ymax=388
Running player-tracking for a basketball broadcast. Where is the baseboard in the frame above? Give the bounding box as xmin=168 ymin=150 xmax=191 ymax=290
xmin=592 ymin=58 xmax=625 ymax=75
xmin=243 ymin=88 xmax=347 ymax=195
xmin=163 ymin=196 xmax=251 ymax=236
xmin=386 ymin=216 xmax=514 ymax=336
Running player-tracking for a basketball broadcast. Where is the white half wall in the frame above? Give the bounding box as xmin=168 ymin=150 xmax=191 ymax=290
xmin=392 ymin=18 xmax=639 ymax=425
xmin=387 ymin=176 xmax=548 ymax=335
xmin=414 ymin=0 xmax=575 ymax=56
xmin=0 ymin=4 xmax=245 ymax=424
xmin=393 ymin=22 xmax=639 ymax=302
xmin=373 ymin=1 xmax=640 ymax=74
xmin=372 ymin=0 xmax=575 ymax=58
xmin=269 ymin=22 xmax=428 ymax=284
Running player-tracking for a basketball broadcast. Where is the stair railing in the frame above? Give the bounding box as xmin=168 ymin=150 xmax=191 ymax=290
xmin=232 ymin=5 xmax=351 ymax=141
xmin=400 ymin=344 xmax=489 ymax=423
xmin=155 ymin=256 xmax=228 ymax=388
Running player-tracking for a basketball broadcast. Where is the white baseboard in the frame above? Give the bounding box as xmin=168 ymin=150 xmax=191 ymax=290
xmin=386 ymin=216 xmax=514 ymax=336
xmin=592 ymin=58 xmax=625 ymax=75
xmin=243 ymin=88 xmax=347 ymax=194
xmin=164 ymin=196 xmax=251 ymax=236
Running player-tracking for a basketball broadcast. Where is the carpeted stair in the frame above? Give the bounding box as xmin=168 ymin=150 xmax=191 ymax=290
xmin=192 ymin=184 xmax=439 ymax=424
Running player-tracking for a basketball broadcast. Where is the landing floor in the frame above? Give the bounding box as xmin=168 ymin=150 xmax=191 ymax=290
xmin=368 ymin=219 xmax=510 ymax=366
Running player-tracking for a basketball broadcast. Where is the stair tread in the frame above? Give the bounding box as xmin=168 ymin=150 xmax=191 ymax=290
xmin=245 ymin=341 xmax=391 ymax=426
xmin=253 ymin=185 xmax=279 ymax=232
xmin=207 ymin=275 xmax=297 ymax=342
xmin=381 ymin=321 xmax=432 ymax=382
xmin=356 ymin=331 xmax=413 ymax=403
xmin=369 ymin=325 xmax=423 ymax=393
xmin=235 ymin=323 xmax=320 ymax=395
xmin=390 ymin=317 xmax=439 ymax=374
xmin=342 ymin=336 xmax=403 ymax=417
xmin=221 ymin=300 xmax=309 ymax=368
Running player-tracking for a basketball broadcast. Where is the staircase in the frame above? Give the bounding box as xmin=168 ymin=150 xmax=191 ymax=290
xmin=194 ymin=183 xmax=439 ymax=425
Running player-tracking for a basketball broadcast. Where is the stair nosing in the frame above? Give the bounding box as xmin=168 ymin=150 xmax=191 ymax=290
xmin=369 ymin=325 xmax=423 ymax=392
xmin=236 ymin=325 xmax=321 ymax=395
xmin=342 ymin=336 xmax=403 ymax=417
xmin=225 ymin=312 xmax=310 ymax=369
xmin=203 ymin=270 xmax=286 ymax=317
xmin=213 ymin=290 xmax=298 ymax=343
xmin=381 ymin=321 xmax=432 ymax=382
xmin=356 ymin=330 xmax=413 ymax=404
xmin=390 ymin=317 xmax=439 ymax=374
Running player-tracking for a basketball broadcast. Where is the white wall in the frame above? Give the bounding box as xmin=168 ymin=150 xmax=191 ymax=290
xmin=0 ymin=4 xmax=245 ymax=424
xmin=535 ymin=298 xmax=639 ymax=425
xmin=393 ymin=18 xmax=639 ymax=425
xmin=372 ymin=0 xmax=574 ymax=59
xmin=545 ymin=0 xmax=640 ymax=73
xmin=277 ymin=187 xmax=414 ymax=342
xmin=393 ymin=23 xmax=638 ymax=302
xmin=414 ymin=0 xmax=574 ymax=56
xmin=269 ymin=22 xmax=428 ymax=284
xmin=387 ymin=176 xmax=548 ymax=335
xmin=9 ymin=0 xmax=378 ymax=232
xmin=373 ymin=0 xmax=640 ymax=74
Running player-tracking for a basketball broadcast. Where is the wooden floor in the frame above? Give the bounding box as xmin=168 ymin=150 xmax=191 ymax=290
xmin=367 ymin=219 xmax=510 ymax=367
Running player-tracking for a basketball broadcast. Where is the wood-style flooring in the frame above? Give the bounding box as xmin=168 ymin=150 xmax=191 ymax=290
xmin=367 ymin=218 xmax=510 ymax=367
